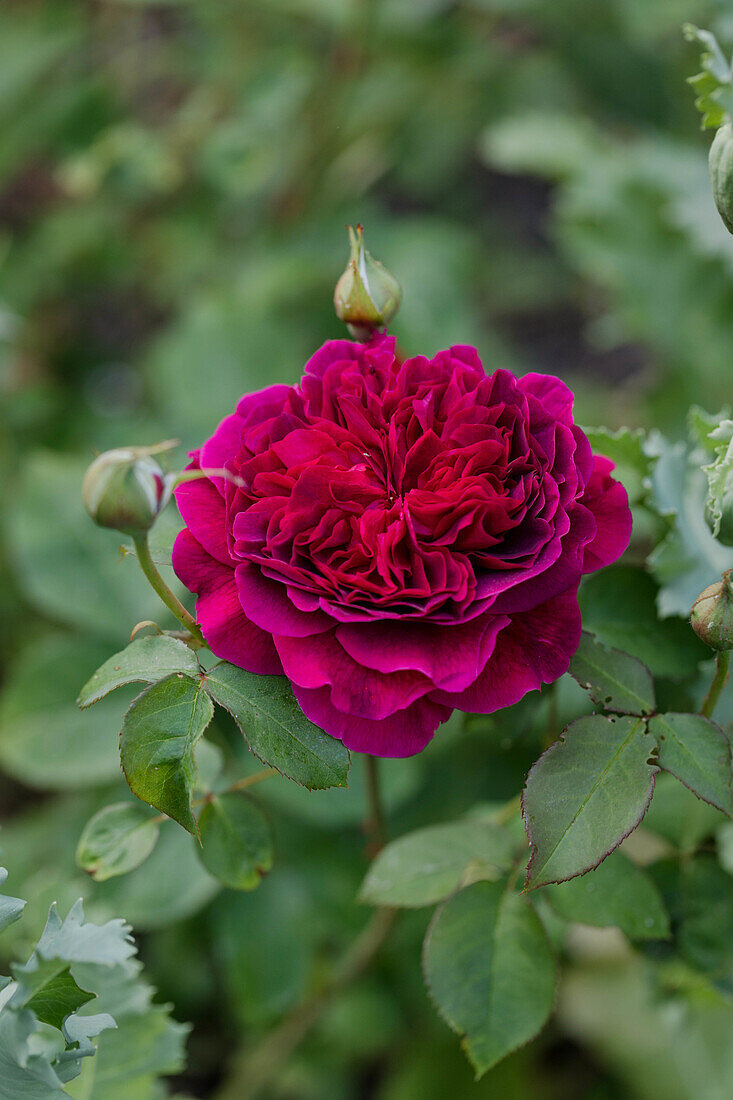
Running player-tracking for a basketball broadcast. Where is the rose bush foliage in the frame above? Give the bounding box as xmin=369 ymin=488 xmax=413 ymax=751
xmin=173 ymin=335 xmax=631 ymax=756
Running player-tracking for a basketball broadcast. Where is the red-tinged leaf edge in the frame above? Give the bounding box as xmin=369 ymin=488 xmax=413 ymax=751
xmin=520 ymin=717 xmax=658 ymax=891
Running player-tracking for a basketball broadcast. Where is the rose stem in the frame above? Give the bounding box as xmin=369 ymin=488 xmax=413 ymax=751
xmin=132 ymin=533 xmax=205 ymax=647
xmin=215 ymin=905 xmax=396 ymax=1100
xmin=364 ymin=754 xmax=387 ymax=853
xmin=701 ymin=650 xmax=731 ymax=719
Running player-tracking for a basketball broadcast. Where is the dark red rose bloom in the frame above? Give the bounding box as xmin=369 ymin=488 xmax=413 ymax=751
xmin=173 ymin=336 xmax=631 ymax=757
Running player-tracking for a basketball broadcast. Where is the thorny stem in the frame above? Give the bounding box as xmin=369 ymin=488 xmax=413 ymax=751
xmin=132 ymin=533 xmax=205 ymax=647
xmin=364 ymin=753 xmax=387 ymax=853
xmin=149 ymin=767 xmax=278 ymax=825
xmin=215 ymin=905 xmax=396 ymax=1100
xmin=701 ymin=650 xmax=731 ymax=719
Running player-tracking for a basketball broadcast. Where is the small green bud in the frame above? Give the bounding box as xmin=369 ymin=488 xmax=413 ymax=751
xmin=334 ymin=224 xmax=402 ymax=340
xmin=83 ymin=446 xmax=173 ymax=536
xmin=709 ymin=122 xmax=733 ymax=234
xmin=691 ymin=570 xmax=733 ymax=650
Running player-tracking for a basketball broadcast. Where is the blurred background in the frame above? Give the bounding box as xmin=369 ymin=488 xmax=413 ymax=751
xmin=2 ymin=1 xmax=733 ymax=1098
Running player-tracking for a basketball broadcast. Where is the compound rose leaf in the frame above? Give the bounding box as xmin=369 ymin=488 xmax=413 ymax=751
xmin=78 ymin=634 xmax=200 ymax=709
xmin=569 ymin=631 xmax=655 ymax=716
xmin=202 ymin=661 xmax=349 ymax=790
xmin=649 ymin=712 xmax=733 ymax=815
xmin=523 ymin=715 xmax=657 ymax=889
xmin=120 ymin=674 xmax=214 ymax=836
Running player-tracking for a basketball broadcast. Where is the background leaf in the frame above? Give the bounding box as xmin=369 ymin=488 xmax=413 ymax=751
xmin=542 ymin=850 xmax=669 ymax=939
xmin=423 ymin=880 xmax=556 ymax=1077
xmin=359 ymin=820 xmax=515 ymax=908
xmin=76 ymin=803 xmax=161 ymax=882
xmin=198 ymin=793 xmax=273 ymax=891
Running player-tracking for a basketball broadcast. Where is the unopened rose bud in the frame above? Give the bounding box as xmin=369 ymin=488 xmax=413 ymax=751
xmin=83 ymin=447 xmax=173 ymax=536
xmin=691 ymin=570 xmax=733 ymax=650
xmin=710 ymin=122 xmax=733 ymax=234
xmin=334 ymin=224 xmax=401 ymax=340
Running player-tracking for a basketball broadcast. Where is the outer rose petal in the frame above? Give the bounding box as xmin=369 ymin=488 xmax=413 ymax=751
xmin=580 ymin=456 xmax=632 ymax=573
xmin=234 ymin=561 xmax=332 ymax=638
xmin=334 ymin=613 xmax=510 ymax=693
xmin=199 ymin=412 xmax=245 ymax=493
xmin=292 ymin=683 xmax=451 ymax=757
xmin=172 ymin=530 xmax=282 ymax=674
xmin=174 ymin=470 xmax=233 ymax=566
xmin=434 ymin=588 xmax=582 ymax=713
xmin=520 ymin=372 xmax=575 ymax=425
xmin=274 ymin=631 xmax=433 ymax=719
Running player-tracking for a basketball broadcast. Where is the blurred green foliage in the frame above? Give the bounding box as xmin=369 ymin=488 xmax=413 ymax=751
xmin=3 ymin=1 xmax=733 ymax=1097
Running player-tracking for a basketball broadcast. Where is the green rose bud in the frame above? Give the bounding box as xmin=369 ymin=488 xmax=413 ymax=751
xmin=334 ymin=224 xmax=402 ymax=340
xmin=709 ymin=122 xmax=733 ymax=234
xmin=691 ymin=570 xmax=733 ymax=650
xmin=83 ymin=446 xmax=173 ymax=536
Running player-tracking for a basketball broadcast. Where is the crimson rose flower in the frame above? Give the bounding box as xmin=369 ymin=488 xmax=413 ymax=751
xmin=172 ymin=336 xmax=631 ymax=757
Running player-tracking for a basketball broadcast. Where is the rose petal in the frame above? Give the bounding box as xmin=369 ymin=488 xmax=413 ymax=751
xmin=580 ymin=456 xmax=632 ymax=573
xmin=172 ymin=530 xmax=281 ymax=674
xmin=292 ymin=683 xmax=450 ymax=757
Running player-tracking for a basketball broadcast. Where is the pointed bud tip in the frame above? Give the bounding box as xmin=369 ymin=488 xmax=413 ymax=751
xmin=691 ymin=570 xmax=733 ymax=650
xmin=334 ymin=224 xmax=401 ymax=336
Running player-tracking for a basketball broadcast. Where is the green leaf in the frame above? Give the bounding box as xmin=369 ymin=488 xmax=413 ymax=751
xmin=0 ymin=869 xmax=25 ymax=934
xmin=523 ymin=715 xmax=657 ymax=889
xmin=542 ymin=851 xmax=669 ymax=939
xmin=647 ymin=435 xmax=733 ymax=618
xmin=24 ymin=968 xmax=94 ymax=1030
xmin=649 ymin=712 xmax=733 ymax=815
xmin=120 ymin=674 xmax=214 ymax=835
xmin=569 ymin=631 xmax=655 ymax=715
xmin=700 ymin=417 xmax=733 ymax=540
xmin=645 ymin=771 xmax=726 ymax=850
xmin=583 ymin=426 xmax=654 ymax=506
xmin=684 ymin=24 xmax=733 ymax=129
xmin=358 ymin=821 xmax=516 ymax=908
xmin=423 ymin=881 xmax=556 ymax=1076
xmin=578 ymin=566 xmax=707 ymax=680
xmin=0 ymin=1010 xmax=68 ymax=1099
xmin=5 ymin=452 xmax=163 ymax=643
xmin=197 ymin=792 xmax=273 ymax=890
xmin=202 ymin=661 xmax=349 ymax=790
xmin=76 ymin=803 xmax=161 ymax=882
xmin=0 ymin=635 xmax=128 ymax=790
xmin=77 ymin=635 xmax=200 ymax=709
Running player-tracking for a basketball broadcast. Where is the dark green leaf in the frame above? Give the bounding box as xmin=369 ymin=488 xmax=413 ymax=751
xmin=423 ymin=881 xmax=556 ymax=1076
xmin=120 ymin=674 xmax=214 ymax=835
xmin=543 ymin=851 xmax=669 ymax=939
xmin=24 ymin=967 xmax=94 ymax=1030
xmin=579 ymin=566 xmax=707 ymax=680
xmin=569 ymin=631 xmax=655 ymax=715
xmin=359 ymin=821 xmax=515 ymax=908
xmin=77 ymin=635 xmax=200 ymax=709
xmin=523 ymin=715 xmax=657 ymax=889
xmin=650 ymin=712 xmax=733 ymax=814
xmin=76 ymin=803 xmax=160 ymax=881
xmin=202 ymin=661 xmax=349 ymax=790
xmin=645 ymin=771 xmax=726 ymax=850
xmin=198 ymin=792 xmax=273 ymax=890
